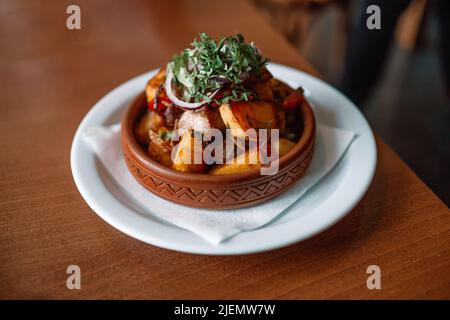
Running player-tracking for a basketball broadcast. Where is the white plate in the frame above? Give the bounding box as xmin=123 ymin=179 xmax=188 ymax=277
xmin=70 ymin=63 xmax=376 ymax=255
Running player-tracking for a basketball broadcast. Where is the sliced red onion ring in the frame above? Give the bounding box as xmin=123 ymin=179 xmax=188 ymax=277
xmin=165 ymin=69 xmax=222 ymax=111
xmin=209 ymin=75 xmax=231 ymax=84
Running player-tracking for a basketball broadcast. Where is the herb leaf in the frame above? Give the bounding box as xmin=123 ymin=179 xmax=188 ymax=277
xmin=167 ymin=33 xmax=268 ymax=104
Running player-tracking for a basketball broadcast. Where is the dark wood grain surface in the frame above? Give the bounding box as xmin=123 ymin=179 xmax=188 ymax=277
xmin=0 ymin=0 xmax=449 ymax=299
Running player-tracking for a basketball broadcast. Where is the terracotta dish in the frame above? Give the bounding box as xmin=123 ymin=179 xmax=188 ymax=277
xmin=121 ymin=91 xmax=315 ymax=209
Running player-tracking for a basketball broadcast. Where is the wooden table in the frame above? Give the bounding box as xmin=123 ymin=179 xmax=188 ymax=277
xmin=0 ymin=0 xmax=449 ymax=299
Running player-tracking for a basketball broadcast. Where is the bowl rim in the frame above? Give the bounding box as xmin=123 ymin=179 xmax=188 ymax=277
xmin=121 ymin=91 xmax=316 ymax=184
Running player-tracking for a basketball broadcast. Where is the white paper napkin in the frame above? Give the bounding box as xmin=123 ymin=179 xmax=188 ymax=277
xmin=83 ymin=123 xmax=355 ymax=245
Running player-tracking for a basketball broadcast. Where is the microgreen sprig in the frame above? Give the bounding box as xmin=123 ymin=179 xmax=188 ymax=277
xmin=167 ymin=33 xmax=268 ymax=105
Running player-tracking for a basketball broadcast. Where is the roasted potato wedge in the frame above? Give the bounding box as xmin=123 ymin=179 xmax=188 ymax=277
xmin=148 ymin=130 xmax=172 ymax=167
xmin=172 ymin=130 xmax=206 ymax=173
xmin=135 ymin=112 xmax=151 ymax=144
xmin=219 ymin=101 xmax=279 ymax=139
xmin=209 ymin=148 xmax=260 ymax=175
xmin=149 ymin=111 xmax=165 ymax=131
xmin=277 ymin=138 xmax=296 ymax=157
xmin=134 ymin=111 xmax=165 ymax=144
xmin=209 ymin=138 xmax=296 ymax=175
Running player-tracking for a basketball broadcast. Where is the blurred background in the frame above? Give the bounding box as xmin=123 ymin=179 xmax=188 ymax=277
xmin=254 ymin=0 xmax=449 ymax=205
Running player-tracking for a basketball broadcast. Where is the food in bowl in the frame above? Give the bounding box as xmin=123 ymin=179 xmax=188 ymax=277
xmin=121 ymin=33 xmax=315 ymax=209
xmin=134 ymin=33 xmax=309 ymax=175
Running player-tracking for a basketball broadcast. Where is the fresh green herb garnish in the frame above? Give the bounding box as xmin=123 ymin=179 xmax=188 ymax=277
xmin=159 ymin=130 xmax=172 ymax=141
xmin=167 ymin=33 xmax=268 ymax=104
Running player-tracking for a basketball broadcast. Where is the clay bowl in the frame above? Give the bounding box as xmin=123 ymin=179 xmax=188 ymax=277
xmin=121 ymin=91 xmax=316 ymax=209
